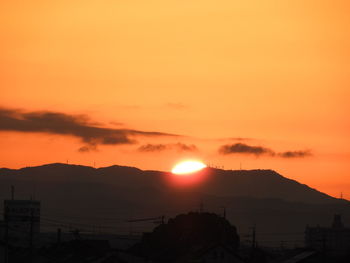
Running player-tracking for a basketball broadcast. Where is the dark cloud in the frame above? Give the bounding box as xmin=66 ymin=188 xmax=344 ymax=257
xmin=278 ymin=150 xmax=312 ymax=158
xmin=219 ymin=143 xmax=274 ymax=156
xmin=109 ymin=121 xmax=124 ymax=126
xmin=0 ymin=107 xmax=178 ymax=151
xmin=78 ymin=145 xmax=97 ymax=153
xmin=138 ymin=144 xmax=169 ymax=152
xmin=138 ymin=143 xmax=198 ymax=153
xmin=219 ymin=143 xmax=311 ymax=159
xmin=174 ymin=143 xmax=197 ymax=152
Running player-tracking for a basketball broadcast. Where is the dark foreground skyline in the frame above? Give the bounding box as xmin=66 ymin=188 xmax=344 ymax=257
xmin=1 ymin=0 xmax=350 ymax=199
xmin=1 ymin=163 xmax=349 ymax=240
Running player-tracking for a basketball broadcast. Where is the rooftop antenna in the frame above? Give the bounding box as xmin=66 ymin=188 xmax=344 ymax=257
xmin=199 ymin=199 xmax=204 ymax=213
xmin=220 ymin=206 xmax=226 ymax=219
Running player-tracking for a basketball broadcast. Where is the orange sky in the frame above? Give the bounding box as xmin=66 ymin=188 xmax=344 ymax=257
xmin=0 ymin=0 xmax=349 ymax=198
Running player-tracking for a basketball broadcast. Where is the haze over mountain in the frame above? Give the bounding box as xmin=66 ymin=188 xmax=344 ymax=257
xmin=1 ymin=163 xmax=349 ymax=246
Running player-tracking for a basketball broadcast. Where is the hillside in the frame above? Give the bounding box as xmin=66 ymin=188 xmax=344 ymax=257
xmin=0 ymin=163 xmax=345 ymax=204
xmin=1 ymin=163 xmax=349 ymax=247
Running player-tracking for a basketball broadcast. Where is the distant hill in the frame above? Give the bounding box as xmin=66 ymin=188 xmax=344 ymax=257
xmin=0 ymin=163 xmax=345 ymax=204
xmin=0 ymin=163 xmax=349 ymax=247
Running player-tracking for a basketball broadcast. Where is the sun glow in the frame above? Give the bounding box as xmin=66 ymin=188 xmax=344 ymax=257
xmin=171 ymin=160 xmax=207 ymax=175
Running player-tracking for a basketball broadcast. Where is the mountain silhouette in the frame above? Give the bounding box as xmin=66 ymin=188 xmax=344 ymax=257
xmin=0 ymin=163 xmax=345 ymax=204
xmin=0 ymin=163 xmax=349 ymax=247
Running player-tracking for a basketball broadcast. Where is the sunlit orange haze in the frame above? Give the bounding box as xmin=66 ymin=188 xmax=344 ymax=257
xmin=172 ymin=160 xmax=207 ymax=175
xmin=0 ymin=1 xmax=349 ymax=198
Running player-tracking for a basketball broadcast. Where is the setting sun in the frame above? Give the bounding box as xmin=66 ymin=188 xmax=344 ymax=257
xmin=171 ymin=160 xmax=207 ymax=175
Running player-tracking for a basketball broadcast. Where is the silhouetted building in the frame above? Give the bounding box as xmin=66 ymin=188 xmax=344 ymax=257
xmin=3 ymin=199 xmax=40 ymax=247
xmin=0 ymin=220 xmax=4 ymax=240
xmin=0 ymin=240 xmax=5 ymax=263
xmin=175 ymin=243 xmax=245 ymax=263
xmin=8 ymin=239 xmax=113 ymax=263
xmin=305 ymin=214 xmax=350 ymax=257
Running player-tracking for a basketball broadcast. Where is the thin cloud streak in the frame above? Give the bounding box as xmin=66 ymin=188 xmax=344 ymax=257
xmin=219 ymin=143 xmax=274 ymax=156
xmin=0 ymin=107 xmax=179 ymax=150
xmin=278 ymin=150 xmax=312 ymax=158
xmin=219 ymin=143 xmax=311 ymax=158
xmin=138 ymin=143 xmax=198 ymax=153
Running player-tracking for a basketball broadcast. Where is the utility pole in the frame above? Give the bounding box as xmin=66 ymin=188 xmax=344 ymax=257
xmin=29 ymin=207 xmax=34 ymax=263
xmin=219 ymin=206 xmax=226 ymax=219
xmin=4 ymin=210 xmax=9 ymax=263
xmin=252 ymin=224 xmax=256 ymax=249
xmin=199 ymin=200 xmax=204 ymax=213
xmin=249 ymin=224 xmax=256 ymax=260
